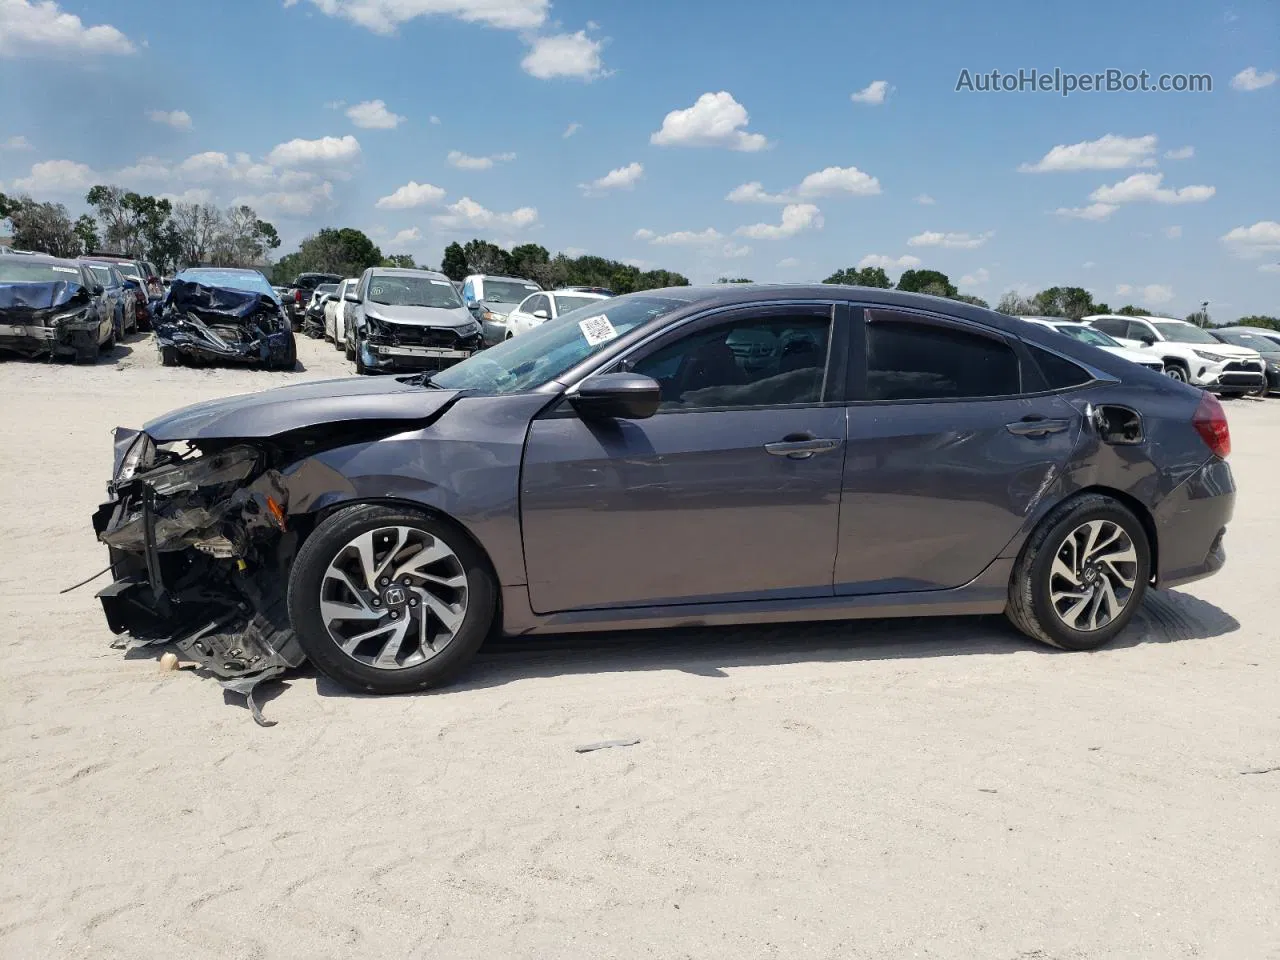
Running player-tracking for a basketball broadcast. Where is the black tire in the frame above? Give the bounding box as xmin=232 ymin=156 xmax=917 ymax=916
xmin=160 ymin=345 xmax=181 ymax=367
xmin=101 ymin=326 xmax=116 ymax=352
xmin=288 ymin=505 xmax=497 ymax=694
xmin=270 ymin=332 xmax=298 ymax=371
xmin=354 ymin=337 xmax=371 ymax=374
xmin=1006 ymin=493 xmax=1151 ymax=651
xmin=1164 ymin=361 xmax=1189 ymax=384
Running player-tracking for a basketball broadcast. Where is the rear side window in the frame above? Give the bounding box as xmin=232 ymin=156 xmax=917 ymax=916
xmin=1091 ymin=318 xmax=1125 ymax=337
xmin=865 ymin=312 xmax=1020 ymax=401
xmin=1029 ymin=345 xmax=1093 ymax=390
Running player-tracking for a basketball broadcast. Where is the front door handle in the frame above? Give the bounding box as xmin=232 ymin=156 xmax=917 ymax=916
xmin=1006 ymin=416 xmax=1072 ymax=438
xmin=764 ymin=434 xmax=842 ymax=459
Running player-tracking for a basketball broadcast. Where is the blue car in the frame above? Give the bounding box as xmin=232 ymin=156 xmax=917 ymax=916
xmin=155 ymin=268 xmax=297 ymax=370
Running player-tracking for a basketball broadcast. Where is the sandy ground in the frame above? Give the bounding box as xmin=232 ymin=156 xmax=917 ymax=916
xmin=1 ymin=332 xmax=1277 ymax=960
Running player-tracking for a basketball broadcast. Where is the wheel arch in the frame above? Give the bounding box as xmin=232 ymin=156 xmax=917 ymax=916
xmin=1033 ymin=485 xmax=1159 ymax=584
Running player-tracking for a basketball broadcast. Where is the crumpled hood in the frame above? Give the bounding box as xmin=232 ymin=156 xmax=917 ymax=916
xmin=0 ymin=280 xmax=88 ymax=315
xmin=142 ymin=376 xmax=462 ymax=441
xmin=366 ymin=304 xmax=474 ymax=328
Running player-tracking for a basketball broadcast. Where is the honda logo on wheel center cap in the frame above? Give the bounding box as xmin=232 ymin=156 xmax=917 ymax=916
xmin=383 ymin=587 xmax=406 ymax=605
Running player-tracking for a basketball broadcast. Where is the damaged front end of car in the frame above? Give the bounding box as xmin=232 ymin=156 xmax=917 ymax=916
xmin=92 ymin=429 xmax=307 ymax=722
xmin=154 ymin=279 xmax=293 ymax=368
xmin=0 ymin=280 xmax=101 ymax=361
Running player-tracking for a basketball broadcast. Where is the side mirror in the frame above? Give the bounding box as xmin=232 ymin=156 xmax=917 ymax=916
xmin=532 ymin=308 xmax=549 ymax=320
xmin=569 ymin=372 xmax=662 ymax=421
xmin=1140 ymin=334 xmax=1156 ymax=346
xmin=92 ymin=284 xmax=104 ymax=296
xmin=344 ymin=292 xmax=360 ymax=303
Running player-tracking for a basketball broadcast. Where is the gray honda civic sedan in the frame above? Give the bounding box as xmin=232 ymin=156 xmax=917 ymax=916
xmin=93 ymin=285 xmax=1235 ymax=697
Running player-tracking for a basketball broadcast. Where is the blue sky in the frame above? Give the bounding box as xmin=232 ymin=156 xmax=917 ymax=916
xmin=0 ymin=0 xmax=1277 ymax=319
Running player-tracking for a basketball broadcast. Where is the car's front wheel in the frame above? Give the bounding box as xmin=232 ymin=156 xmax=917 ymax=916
xmin=1164 ymin=361 xmax=1189 ymax=384
xmin=288 ymin=505 xmax=497 ymax=694
xmin=1006 ymin=494 xmax=1150 ymax=651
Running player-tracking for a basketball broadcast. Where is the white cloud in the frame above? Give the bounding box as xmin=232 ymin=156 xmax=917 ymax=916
xmin=634 ymin=227 xmax=724 ymax=246
xmin=776 ymin=257 xmax=801 ymax=269
xmin=580 ymin=161 xmax=643 ymax=195
xmin=562 ymin=122 xmax=581 ymax=139
xmin=1082 ymin=261 xmax=1097 ymax=269
xmin=1089 ymin=172 xmax=1215 ymax=205
xmin=907 ymin=230 xmax=991 ymax=249
xmin=914 ymin=193 xmax=935 ymax=205
xmin=0 ymin=0 xmax=135 ymax=57
xmin=1164 ymin=145 xmax=1195 ymax=160
xmin=1231 ymin=66 xmax=1277 ymax=91
xmin=12 ymin=158 xmax=97 ymax=192
xmin=650 ymin=91 xmax=769 ymax=152
xmin=147 ymin=109 xmax=192 ymax=131
xmin=116 ymin=157 xmax=173 ymax=182
xmin=157 ymin=188 xmax=216 ymax=206
xmin=721 ymin=242 xmax=752 ymax=258
xmin=726 ymin=181 xmax=788 ymax=204
xmin=1019 ymin=134 xmax=1158 ymax=172
xmin=447 ymin=150 xmax=516 ymax=170
xmin=432 ymin=196 xmax=538 ymax=231
xmin=429 ymin=114 xmax=441 ymax=125
xmin=727 ymin=166 xmax=880 ymax=204
xmin=266 ymin=135 xmax=361 ymax=167
xmin=561 ymin=246 xmax=587 ymax=257
xmin=1164 ymin=225 xmax=1182 ymax=239
xmin=1221 ymin=220 xmax=1280 ymax=259
xmin=175 ymin=151 xmax=286 ymax=186
xmin=736 ymin=203 xmax=824 ymax=240
xmin=1 ymin=135 xmax=32 ymax=150
xmin=960 ymin=267 xmax=991 ymax=286
xmin=520 ymin=30 xmax=605 ymax=81
xmin=858 ymin=254 xmax=922 ymax=270
xmin=1260 ymin=264 xmax=1280 ymax=274
xmin=390 ymin=227 xmax=421 ymax=246
xmin=1115 ymin=283 xmax=1174 ymax=304
xmin=345 ymin=99 xmax=405 ymax=129
xmin=232 ymin=181 xmax=335 ymax=218
xmin=283 ymin=0 xmax=549 ymax=33
xmin=850 ymin=80 xmax=890 ymax=104
xmin=375 ymin=181 xmax=446 ymax=209
xmin=1054 ymin=203 xmax=1118 ymax=221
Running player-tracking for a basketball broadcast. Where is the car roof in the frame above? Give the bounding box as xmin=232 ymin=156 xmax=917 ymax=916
xmin=549 ymin=289 xmax=610 ymax=298
xmin=370 ymin=267 xmax=452 ymax=280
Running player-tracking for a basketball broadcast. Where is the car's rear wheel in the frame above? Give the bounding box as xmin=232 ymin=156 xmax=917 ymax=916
xmin=160 ymin=345 xmax=181 ymax=367
xmin=1006 ymin=494 xmax=1150 ymax=651
xmin=288 ymin=505 xmax=496 ymax=694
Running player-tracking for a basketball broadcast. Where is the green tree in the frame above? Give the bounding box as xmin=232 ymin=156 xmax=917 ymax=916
xmin=6 ymin=197 xmax=84 ymax=257
xmin=84 ymin=185 xmax=173 ymax=260
xmin=440 ymin=241 xmax=468 ymax=281
xmin=382 ymin=254 xmax=417 ymax=268
xmin=1237 ymin=315 xmax=1280 ymax=332
xmin=715 ymin=277 xmax=753 ymax=284
xmin=1115 ymin=304 xmax=1151 ymax=316
xmin=823 ymin=266 xmax=892 ymax=287
xmin=952 ymin=293 xmax=989 ymax=308
xmin=0 ymin=191 xmax=14 ymax=221
xmin=896 ymin=269 xmax=957 ymax=297
xmin=73 ymin=215 xmax=99 ymax=254
xmin=462 ymin=239 xmax=512 ymax=275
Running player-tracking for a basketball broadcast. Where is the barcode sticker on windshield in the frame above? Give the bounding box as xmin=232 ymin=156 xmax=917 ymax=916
xmin=578 ymin=314 xmax=618 ymax=346
xmin=52 ymin=266 xmax=80 ymax=274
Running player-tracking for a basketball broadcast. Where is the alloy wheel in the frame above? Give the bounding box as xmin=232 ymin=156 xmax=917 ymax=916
xmin=320 ymin=525 xmax=469 ymax=669
xmin=1166 ymin=366 xmax=1187 ymax=383
xmin=1047 ymin=519 xmax=1139 ymax=632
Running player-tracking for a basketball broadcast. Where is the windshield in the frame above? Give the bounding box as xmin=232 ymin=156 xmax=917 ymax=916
xmin=368 ymin=274 xmax=463 ymax=308
xmin=429 ymin=296 xmax=686 ymax=394
xmin=0 ymin=262 xmax=84 ymax=284
xmin=1055 ymin=323 xmax=1119 ymax=348
xmin=315 ymin=284 xmax=338 ymax=296
xmin=177 ymin=270 xmax=277 ymax=299
xmin=482 ymin=279 xmax=540 ymax=304
xmin=88 ymin=265 xmax=116 ymax=286
xmin=1152 ymin=321 xmax=1219 ymax=344
xmin=1215 ymin=331 xmax=1277 ymax=353
xmin=555 ymin=295 xmax=606 ymax=314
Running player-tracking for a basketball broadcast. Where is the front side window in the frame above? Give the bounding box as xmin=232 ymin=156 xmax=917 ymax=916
xmin=461 ymin=280 xmax=474 ymax=302
xmin=865 ymin=311 xmax=1020 ymax=401
xmin=629 ymin=312 xmax=832 ymax=411
xmin=88 ymin=265 xmax=116 ymax=287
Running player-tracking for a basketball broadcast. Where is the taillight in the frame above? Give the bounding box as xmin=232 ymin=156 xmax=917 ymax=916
xmin=1192 ymin=392 xmax=1231 ymax=459
xmin=294 ymin=290 xmax=302 ymax=304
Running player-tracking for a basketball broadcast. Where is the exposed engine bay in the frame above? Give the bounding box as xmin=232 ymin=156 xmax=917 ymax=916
xmin=154 ymin=279 xmax=294 ymax=368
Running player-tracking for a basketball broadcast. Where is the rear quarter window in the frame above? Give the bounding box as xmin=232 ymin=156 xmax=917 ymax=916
xmin=1029 ymin=345 xmax=1094 ymax=390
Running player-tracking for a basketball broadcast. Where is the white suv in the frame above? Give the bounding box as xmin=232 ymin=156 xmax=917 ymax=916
xmin=1084 ymin=315 xmax=1266 ymax=395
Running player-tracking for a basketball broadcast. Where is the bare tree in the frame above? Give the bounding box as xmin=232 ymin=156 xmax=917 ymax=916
xmin=171 ymin=203 xmax=224 ymax=268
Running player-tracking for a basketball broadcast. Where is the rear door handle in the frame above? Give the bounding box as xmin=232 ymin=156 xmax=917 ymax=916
xmin=764 ymin=435 xmax=842 ymax=459
xmin=1006 ymin=417 xmax=1072 ymax=438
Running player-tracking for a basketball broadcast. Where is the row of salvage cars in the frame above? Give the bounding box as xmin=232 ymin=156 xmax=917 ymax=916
xmin=0 ymin=253 xmax=297 ymax=370
xmin=1026 ymin=315 xmax=1280 ymax=398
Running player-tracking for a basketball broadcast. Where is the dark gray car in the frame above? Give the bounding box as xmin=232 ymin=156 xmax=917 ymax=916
xmin=91 ymin=285 xmax=1235 ymax=703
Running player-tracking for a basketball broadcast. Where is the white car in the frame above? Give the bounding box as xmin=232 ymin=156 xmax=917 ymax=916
xmin=1020 ymin=317 xmax=1165 ymax=374
xmin=1084 ymin=315 xmax=1267 ymax=395
xmin=324 ymin=278 xmax=359 ymax=348
xmin=505 ymin=289 xmax=613 ymax=339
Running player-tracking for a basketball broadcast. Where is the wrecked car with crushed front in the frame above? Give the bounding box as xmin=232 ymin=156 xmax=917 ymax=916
xmin=0 ymin=254 xmax=116 ymax=361
xmin=91 ymin=285 xmax=1236 ymax=722
xmin=154 ymin=268 xmax=297 ymax=370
